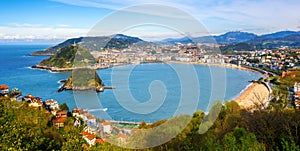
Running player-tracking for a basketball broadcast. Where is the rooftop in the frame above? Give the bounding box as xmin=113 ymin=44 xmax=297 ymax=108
xmin=52 ymin=117 xmax=67 ymax=123
xmin=0 ymin=84 xmax=9 ymax=90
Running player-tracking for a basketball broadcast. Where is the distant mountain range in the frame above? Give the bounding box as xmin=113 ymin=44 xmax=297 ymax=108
xmin=220 ymin=31 xmax=300 ymax=51
xmin=162 ymin=31 xmax=300 ymax=44
xmin=31 ymin=30 xmax=300 ymax=55
xmin=163 ymin=30 xmax=300 ymax=51
xmin=162 ymin=31 xmax=258 ymax=44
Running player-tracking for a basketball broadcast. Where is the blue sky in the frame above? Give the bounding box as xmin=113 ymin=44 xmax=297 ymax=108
xmin=0 ymin=0 xmax=300 ymax=41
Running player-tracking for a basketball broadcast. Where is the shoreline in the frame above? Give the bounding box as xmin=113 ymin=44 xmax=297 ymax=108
xmin=167 ymin=61 xmax=266 ymax=76
xmin=230 ymin=82 xmax=253 ymax=101
xmin=31 ymin=61 xmax=266 ymax=76
xmin=233 ymin=82 xmax=270 ymax=110
xmin=31 ymin=61 xmax=270 ymax=110
xmin=31 ymin=64 xmax=112 ymax=72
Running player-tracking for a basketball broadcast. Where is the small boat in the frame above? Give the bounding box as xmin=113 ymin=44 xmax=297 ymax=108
xmin=101 ymin=108 xmax=108 ymax=111
xmin=88 ymin=108 xmax=108 ymax=112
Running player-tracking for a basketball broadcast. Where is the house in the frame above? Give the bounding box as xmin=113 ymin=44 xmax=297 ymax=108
xmin=72 ymin=108 xmax=83 ymax=118
xmin=74 ymin=119 xmax=81 ymax=127
xmin=0 ymin=84 xmax=9 ymax=95
xmin=28 ymin=98 xmax=43 ymax=108
xmin=102 ymin=121 xmax=111 ymax=134
xmin=84 ymin=124 xmax=100 ymax=135
xmin=294 ymin=82 xmax=300 ymax=93
xmin=24 ymin=94 xmax=35 ymax=102
xmin=9 ymin=88 xmax=22 ymax=102
xmin=83 ymin=113 xmax=96 ymax=124
xmin=82 ymin=132 xmax=96 ymax=146
xmin=56 ymin=110 xmax=68 ymax=117
xmin=53 ymin=117 xmax=67 ymax=129
xmin=294 ymin=99 xmax=300 ymax=109
xmin=45 ymin=99 xmax=59 ymax=110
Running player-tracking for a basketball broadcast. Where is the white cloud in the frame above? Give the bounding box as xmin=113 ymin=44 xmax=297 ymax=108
xmin=10 ymin=23 xmax=43 ymax=28
xmin=57 ymin=24 xmax=71 ymax=27
xmin=0 ymin=26 xmax=88 ymax=40
xmin=51 ymin=0 xmax=300 ymax=35
xmin=3 ymin=0 xmax=300 ymax=41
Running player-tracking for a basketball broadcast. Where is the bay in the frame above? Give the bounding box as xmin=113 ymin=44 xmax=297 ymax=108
xmin=0 ymin=45 xmax=263 ymax=122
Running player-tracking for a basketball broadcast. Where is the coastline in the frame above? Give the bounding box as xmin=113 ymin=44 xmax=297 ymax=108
xmin=233 ymin=82 xmax=270 ymax=110
xmin=31 ymin=61 xmax=266 ymax=76
xmin=167 ymin=61 xmax=266 ymax=76
xmin=31 ymin=64 xmax=111 ymax=72
xmin=31 ymin=61 xmax=271 ymax=110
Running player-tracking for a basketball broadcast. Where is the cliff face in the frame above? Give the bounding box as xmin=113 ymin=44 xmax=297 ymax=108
xmin=58 ymin=69 xmax=105 ymax=92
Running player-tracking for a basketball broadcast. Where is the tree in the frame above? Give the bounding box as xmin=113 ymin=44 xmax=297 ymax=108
xmin=59 ymin=103 xmax=69 ymax=111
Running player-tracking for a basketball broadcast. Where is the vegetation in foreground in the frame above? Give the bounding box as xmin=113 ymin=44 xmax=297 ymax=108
xmin=1 ymin=96 xmax=299 ymax=151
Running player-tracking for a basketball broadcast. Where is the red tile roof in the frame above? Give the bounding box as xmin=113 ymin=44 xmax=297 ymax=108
xmin=82 ymin=132 xmax=96 ymax=141
xmin=24 ymin=94 xmax=35 ymax=99
xmin=52 ymin=117 xmax=67 ymax=123
xmin=0 ymin=84 xmax=9 ymax=90
xmin=72 ymin=108 xmax=83 ymax=113
xmin=32 ymin=99 xmax=43 ymax=105
xmin=103 ymin=121 xmax=111 ymax=126
xmin=45 ymin=99 xmax=57 ymax=104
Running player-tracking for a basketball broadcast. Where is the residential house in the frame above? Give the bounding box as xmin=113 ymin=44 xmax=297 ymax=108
xmin=294 ymin=99 xmax=300 ymax=109
xmin=72 ymin=108 xmax=84 ymax=118
xmin=82 ymin=132 xmax=96 ymax=146
xmin=294 ymin=92 xmax=300 ymax=109
xmin=102 ymin=121 xmax=111 ymax=134
xmin=294 ymin=82 xmax=300 ymax=93
xmin=28 ymin=98 xmax=43 ymax=108
xmin=53 ymin=117 xmax=67 ymax=129
xmin=83 ymin=113 xmax=96 ymax=125
xmin=0 ymin=84 xmax=9 ymax=95
xmin=84 ymin=124 xmax=100 ymax=136
xmin=45 ymin=99 xmax=59 ymax=110
xmin=74 ymin=118 xmax=81 ymax=127
xmin=24 ymin=94 xmax=35 ymax=102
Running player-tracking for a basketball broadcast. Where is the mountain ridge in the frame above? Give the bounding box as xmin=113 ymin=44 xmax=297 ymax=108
xmin=31 ymin=30 xmax=300 ymax=55
xmin=31 ymin=34 xmax=143 ymax=56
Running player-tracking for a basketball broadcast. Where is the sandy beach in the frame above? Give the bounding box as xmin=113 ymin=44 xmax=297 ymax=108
xmin=234 ymin=82 xmax=270 ymax=110
xmin=167 ymin=61 xmax=266 ymax=76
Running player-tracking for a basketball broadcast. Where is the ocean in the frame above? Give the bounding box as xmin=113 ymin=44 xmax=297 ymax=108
xmin=0 ymin=45 xmax=263 ymax=122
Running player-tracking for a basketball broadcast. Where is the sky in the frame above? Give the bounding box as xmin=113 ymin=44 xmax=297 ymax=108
xmin=0 ymin=0 xmax=300 ymax=42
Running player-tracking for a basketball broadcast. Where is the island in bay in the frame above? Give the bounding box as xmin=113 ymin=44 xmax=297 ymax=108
xmin=32 ymin=45 xmax=106 ymax=92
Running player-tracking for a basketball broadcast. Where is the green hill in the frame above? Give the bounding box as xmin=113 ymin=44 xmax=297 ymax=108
xmin=31 ymin=34 xmax=143 ymax=56
xmin=38 ymin=45 xmax=97 ymax=68
xmin=58 ymin=68 xmax=105 ymax=92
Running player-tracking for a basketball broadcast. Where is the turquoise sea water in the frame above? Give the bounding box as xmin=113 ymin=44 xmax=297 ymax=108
xmin=0 ymin=45 xmax=263 ymax=122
